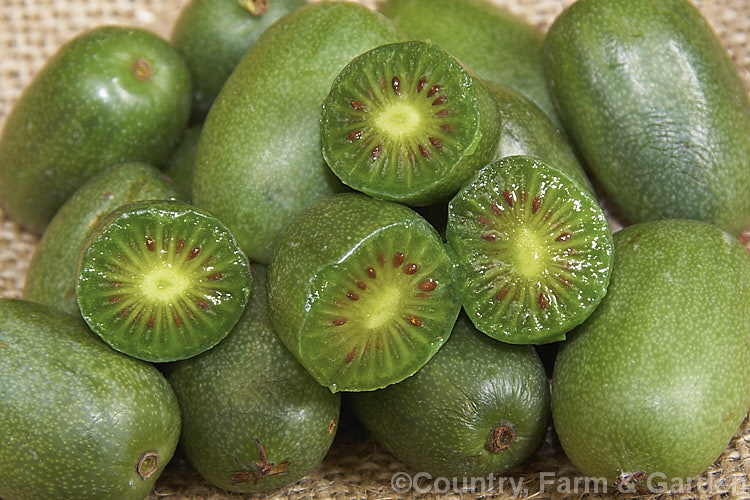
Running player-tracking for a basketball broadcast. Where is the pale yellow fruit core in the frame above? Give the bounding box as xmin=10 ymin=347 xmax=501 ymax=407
xmin=365 ymin=287 xmax=402 ymax=329
xmin=141 ymin=266 xmax=189 ymax=303
xmin=512 ymin=227 xmax=548 ymax=279
xmin=373 ymin=101 xmax=421 ymax=140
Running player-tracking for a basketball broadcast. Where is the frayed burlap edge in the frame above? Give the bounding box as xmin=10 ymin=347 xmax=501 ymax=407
xmin=2 ymin=0 xmax=750 ymax=498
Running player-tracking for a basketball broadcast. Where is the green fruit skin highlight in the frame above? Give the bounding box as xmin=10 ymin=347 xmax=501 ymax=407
xmin=552 ymin=219 xmax=750 ymax=484
xmin=167 ymin=265 xmax=340 ymax=493
xmin=0 ymin=299 xmax=180 ymax=500
xmin=171 ymin=0 xmax=305 ymax=120
xmin=379 ymin=0 xmax=562 ymax=132
xmin=544 ymin=0 xmax=750 ymax=235
xmin=0 ymin=26 xmax=191 ymax=233
xmin=267 ymin=193 xmax=460 ymax=393
xmin=193 ymin=1 xmax=402 ymax=263
xmin=163 ymin=125 xmax=202 ymax=201
xmin=349 ymin=315 xmax=549 ymax=478
xmin=486 ymin=81 xmax=592 ymax=193
xmin=23 ymin=163 xmax=183 ymax=316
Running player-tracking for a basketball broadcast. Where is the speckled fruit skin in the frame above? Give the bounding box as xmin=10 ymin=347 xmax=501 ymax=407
xmin=167 ymin=266 xmax=340 ymax=493
xmin=486 ymin=82 xmax=591 ymax=193
xmin=349 ymin=315 xmax=550 ymax=478
xmin=23 ymin=163 xmax=183 ymax=316
xmin=0 ymin=26 xmax=191 ymax=234
xmin=544 ymin=0 xmax=750 ymax=235
xmin=171 ymin=0 xmax=305 ymax=121
xmin=0 ymin=299 xmax=180 ymax=500
xmin=163 ymin=125 xmax=201 ymax=200
xmin=379 ymin=0 xmax=562 ymax=132
xmin=193 ymin=2 xmax=401 ymax=264
xmin=267 ymin=193 xmax=460 ymax=393
xmin=552 ymin=219 xmax=750 ymax=485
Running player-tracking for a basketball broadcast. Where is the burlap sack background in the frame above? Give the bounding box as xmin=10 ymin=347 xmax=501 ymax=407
xmin=2 ymin=0 xmax=750 ymax=498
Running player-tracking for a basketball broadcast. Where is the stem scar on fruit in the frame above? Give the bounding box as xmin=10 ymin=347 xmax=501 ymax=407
xmin=137 ymin=451 xmax=159 ymax=479
xmin=486 ymin=423 xmax=516 ymax=453
xmin=231 ymin=438 xmax=291 ymax=484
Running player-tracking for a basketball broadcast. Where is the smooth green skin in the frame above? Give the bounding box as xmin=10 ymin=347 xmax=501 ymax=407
xmin=167 ymin=266 xmax=340 ymax=493
xmin=447 ymin=156 xmax=613 ymax=345
xmin=349 ymin=315 xmax=549 ymax=478
xmin=23 ymin=163 xmax=183 ymax=316
xmin=171 ymin=0 xmax=305 ymax=121
xmin=552 ymin=220 xmax=750 ymax=485
xmin=193 ymin=2 xmax=401 ymax=264
xmin=379 ymin=0 xmax=562 ymax=132
xmin=0 ymin=26 xmax=191 ymax=234
xmin=267 ymin=193 xmax=460 ymax=393
xmin=487 ymin=81 xmax=592 ymax=194
xmin=163 ymin=125 xmax=201 ymax=200
xmin=320 ymin=40 xmax=501 ymax=206
xmin=0 ymin=299 xmax=180 ymax=500
xmin=544 ymin=0 xmax=750 ymax=235
xmin=77 ymin=200 xmax=252 ymax=363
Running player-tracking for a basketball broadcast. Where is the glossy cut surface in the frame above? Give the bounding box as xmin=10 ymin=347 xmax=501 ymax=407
xmin=320 ymin=40 xmax=500 ymax=205
xmin=77 ymin=200 xmax=252 ymax=362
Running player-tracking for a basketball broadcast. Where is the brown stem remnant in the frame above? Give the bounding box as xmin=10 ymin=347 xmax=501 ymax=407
xmin=232 ymin=438 xmax=291 ymax=485
xmin=487 ymin=423 xmax=516 ymax=453
xmin=132 ymin=58 xmax=152 ymax=81
xmin=238 ymin=0 xmax=268 ymax=16
xmin=137 ymin=451 xmax=159 ymax=479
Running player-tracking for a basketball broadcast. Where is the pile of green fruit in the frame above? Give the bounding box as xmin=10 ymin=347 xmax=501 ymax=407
xmin=1 ymin=0 xmax=750 ymax=497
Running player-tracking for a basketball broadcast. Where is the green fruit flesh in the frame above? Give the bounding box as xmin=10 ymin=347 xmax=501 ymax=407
xmin=23 ymin=163 xmax=183 ymax=316
xmin=268 ymin=193 xmax=459 ymax=392
xmin=301 ymin=225 xmax=459 ymax=390
xmin=193 ymin=1 xmax=401 ymax=263
xmin=171 ymin=0 xmax=305 ymax=120
xmin=167 ymin=266 xmax=340 ymax=493
xmin=379 ymin=0 xmax=562 ymax=132
xmin=0 ymin=26 xmax=191 ymax=233
xmin=552 ymin=219 xmax=750 ymax=484
xmin=349 ymin=315 xmax=549 ymax=478
xmin=163 ymin=125 xmax=201 ymax=201
xmin=447 ymin=156 xmax=613 ymax=344
xmin=544 ymin=0 xmax=750 ymax=235
xmin=0 ymin=299 xmax=180 ymax=500
xmin=77 ymin=200 xmax=252 ymax=362
xmin=486 ymin=81 xmax=592 ymax=193
xmin=321 ymin=40 xmax=500 ymax=205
